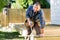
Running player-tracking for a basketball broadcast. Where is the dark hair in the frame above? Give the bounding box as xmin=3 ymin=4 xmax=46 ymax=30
xmin=33 ymin=2 xmax=40 ymax=6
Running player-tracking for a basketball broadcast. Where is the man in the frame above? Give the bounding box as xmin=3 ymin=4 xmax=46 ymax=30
xmin=25 ymin=2 xmax=45 ymax=37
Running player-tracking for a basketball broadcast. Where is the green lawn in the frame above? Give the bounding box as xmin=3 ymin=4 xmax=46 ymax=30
xmin=0 ymin=31 xmax=25 ymax=40
xmin=0 ymin=32 xmax=20 ymax=38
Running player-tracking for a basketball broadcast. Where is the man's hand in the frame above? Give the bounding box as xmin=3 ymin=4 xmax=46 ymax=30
xmin=26 ymin=18 xmax=31 ymax=27
xmin=26 ymin=18 xmax=34 ymax=27
xmin=28 ymin=21 xmax=31 ymax=26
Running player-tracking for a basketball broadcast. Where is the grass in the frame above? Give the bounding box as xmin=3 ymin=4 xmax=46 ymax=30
xmin=0 ymin=31 xmax=25 ymax=40
xmin=0 ymin=31 xmax=20 ymax=38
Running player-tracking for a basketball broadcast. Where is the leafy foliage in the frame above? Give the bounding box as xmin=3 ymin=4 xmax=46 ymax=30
xmin=0 ymin=0 xmax=50 ymax=12
xmin=32 ymin=0 xmax=50 ymax=8
xmin=0 ymin=0 xmax=8 ymax=12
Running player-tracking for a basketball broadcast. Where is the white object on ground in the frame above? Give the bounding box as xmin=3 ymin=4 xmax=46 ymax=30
xmin=22 ymin=29 xmax=28 ymax=36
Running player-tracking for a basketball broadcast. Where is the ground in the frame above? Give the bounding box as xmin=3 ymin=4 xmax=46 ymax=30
xmin=0 ymin=25 xmax=60 ymax=40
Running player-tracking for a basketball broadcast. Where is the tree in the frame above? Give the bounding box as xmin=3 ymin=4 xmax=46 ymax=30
xmin=0 ymin=0 xmax=8 ymax=12
xmin=32 ymin=0 xmax=50 ymax=8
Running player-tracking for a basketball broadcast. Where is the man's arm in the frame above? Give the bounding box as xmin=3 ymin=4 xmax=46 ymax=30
xmin=39 ymin=9 xmax=45 ymax=28
xmin=26 ymin=10 xmax=31 ymax=26
xmin=41 ymin=9 xmax=45 ymax=21
xmin=26 ymin=6 xmax=33 ymax=25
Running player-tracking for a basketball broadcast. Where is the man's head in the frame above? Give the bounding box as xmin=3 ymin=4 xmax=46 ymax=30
xmin=33 ymin=2 xmax=40 ymax=12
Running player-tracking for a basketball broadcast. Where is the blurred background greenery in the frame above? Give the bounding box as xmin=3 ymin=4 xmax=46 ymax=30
xmin=0 ymin=0 xmax=50 ymax=12
xmin=0 ymin=0 xmax=8 ymax=12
